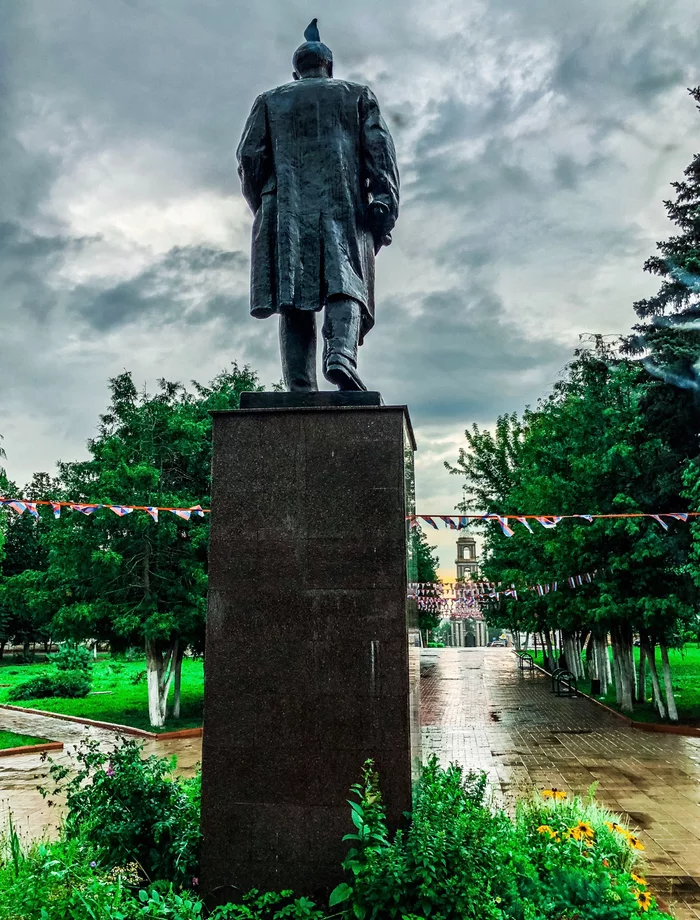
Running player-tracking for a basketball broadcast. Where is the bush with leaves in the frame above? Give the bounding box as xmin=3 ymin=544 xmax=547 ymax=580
xmin=0 ymin=829 xmax=326 ymax=920
xmin=0 ymin=745 xmax=670 ymax=920
xmin=330 ymin=758 xmax=670 ymax=920
xmin=49 ymin=641 xmax=93 ymax=673
xmin=41 ymin=737 xmax=201 ymax=887
xmin=515 ymin=787 xmax=660 ymax=919
xmin=330 ymin=756 xmax=539 ymax=920
xmin=7 ymin=668 xmax=91 ymax=700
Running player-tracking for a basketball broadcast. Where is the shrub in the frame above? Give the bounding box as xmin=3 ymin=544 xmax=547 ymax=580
xmin=330 ymin=756 xmax=537 ymax=920
xmin=13 ymin=746 xmax=670 ymax=920
xmin=7 ymin=668 xmax=91 ymax=701
xmin=41 ymin=737 xmax=201 ymax=887
xmin=331 ymin=758 xmax=670 ymax=920
xmin=49 ymin=641 xmax=93 ymax=673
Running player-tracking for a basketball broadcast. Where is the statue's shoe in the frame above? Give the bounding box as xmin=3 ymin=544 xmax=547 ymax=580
xmin=324 ymin=356 xmax=367 ymax=391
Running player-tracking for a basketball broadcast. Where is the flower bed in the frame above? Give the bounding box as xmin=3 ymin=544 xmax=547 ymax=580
xmin=0 ymin=740 xmax=671 ymax=919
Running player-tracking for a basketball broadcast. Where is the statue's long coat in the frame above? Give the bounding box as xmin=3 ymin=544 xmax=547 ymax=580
xmin=236 ymin=77 xmax=399 ymax=343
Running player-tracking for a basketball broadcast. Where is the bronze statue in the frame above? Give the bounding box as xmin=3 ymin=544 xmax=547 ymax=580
xmin=237 ymin=20 xmax=399 ymax=392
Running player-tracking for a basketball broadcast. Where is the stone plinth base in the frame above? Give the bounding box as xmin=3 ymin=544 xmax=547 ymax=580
xmin=200 ymin=403 xmax=418 ymax=904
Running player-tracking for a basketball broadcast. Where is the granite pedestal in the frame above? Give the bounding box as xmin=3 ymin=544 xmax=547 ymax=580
xmin=200 ymin=396 xmax=419 ymax=904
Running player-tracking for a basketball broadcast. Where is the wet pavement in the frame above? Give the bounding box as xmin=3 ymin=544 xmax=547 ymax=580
xmin=421 ymin=648 xmax=700 ymax=919
xmin=2 ymin=649 xmax=700 ymax=916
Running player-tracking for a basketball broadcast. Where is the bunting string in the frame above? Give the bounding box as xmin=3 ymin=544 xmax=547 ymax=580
xmin=408 ymin=570 xmax=600 ymax=618
xmin=0 ymin=496 xmax=696 ymax=532
xmin=0 ymin=498 xmax=208 ymax=521
xmin=409 ymin=512 xmax=693 ymax=535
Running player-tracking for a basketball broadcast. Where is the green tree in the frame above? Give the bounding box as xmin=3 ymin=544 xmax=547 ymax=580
xmin=447 ymin=344 xmax=695 ymax=717
xmin=0 ymin=472 xmax=60 ymax=657
xmin=624 ymin=85 xmax=700 ymax=718
xmin=410 ymin=528 xmax=441 ymax=634
xmin=47 ymin=365 xmax=260 ymax=727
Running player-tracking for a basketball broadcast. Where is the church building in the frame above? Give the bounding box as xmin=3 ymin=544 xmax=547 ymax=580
xmin=451 ymin=534 xmax=488 ymax=647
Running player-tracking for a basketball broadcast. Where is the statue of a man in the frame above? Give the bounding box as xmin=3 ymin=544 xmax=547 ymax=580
xmin=237 ymin=21 xmax=399 ymax=392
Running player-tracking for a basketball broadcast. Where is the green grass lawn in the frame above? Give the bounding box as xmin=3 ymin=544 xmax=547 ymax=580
xmin=0 ymin=656 xmax=204 ymax=733
xmin=0 ymin=730 xmax=49 ymax=750
xmin=529 ymin=644 xmax=700 ymax=724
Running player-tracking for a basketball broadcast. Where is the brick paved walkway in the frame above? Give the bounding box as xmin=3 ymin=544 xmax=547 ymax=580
xmin=421 ymin=648 xmax=700 ymax=919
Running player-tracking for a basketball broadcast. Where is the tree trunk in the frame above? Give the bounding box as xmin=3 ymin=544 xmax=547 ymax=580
xmin=544 ymin=631 xmax=554 ymax=670
xmin=637 ymin=642 xmax=646 ymax=704
xmin=642 ymin=637 xmax=666 ymax=720
xmin=611 ymin=633 xmax=622 ymax=704
xmin=595 ymin=635 xmax=609 ymax=695
xmin=145 ymin=638 xmax=178 ymax=728
xmin=660 ymin=645 xmax=679 ymax=722
xmin=586 ymin=633 xmax=597 ymax=680
xmin=172 ymin=644 xmax=185 ymax=720
xmin=628 ymin=639 xmax=638 ymax=702
xmin=611 ymin=627 xmax=633 ymax=713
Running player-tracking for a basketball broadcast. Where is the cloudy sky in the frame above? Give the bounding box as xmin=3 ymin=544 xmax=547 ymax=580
xmin=2 ymin=0 xmax=700 ymax=576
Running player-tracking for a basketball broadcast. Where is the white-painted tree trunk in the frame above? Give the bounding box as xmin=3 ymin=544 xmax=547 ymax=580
xmin=629 ymin=640 xmax=638 ymax=701
xmin=544 ymin=631 xmax=554 ymax=670
xmin=591 ymin=634 xmax=608 ymax=694
xmin=611 ymin=635 xmax=622 ymax=705
xmin=612 ymin=629 xmax=634 ymax=713
xmin=660 ymin=645 xmax=679 ymax=722
xmin=172 ymin=645 xmax=185 ymax=720
xmin=637 ymin=642 xmax=646 ymax=704
xmin=643 ymin=640 xmax=666 ymax=720
xmin=145 ymin=638 xmax=178 ymax=729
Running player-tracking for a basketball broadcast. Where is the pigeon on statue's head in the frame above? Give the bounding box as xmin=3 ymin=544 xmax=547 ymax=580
xmin=304 ymin=18 xmax=321 ymax=42
xmin=293 ymin=18 xmax=333 ymax=80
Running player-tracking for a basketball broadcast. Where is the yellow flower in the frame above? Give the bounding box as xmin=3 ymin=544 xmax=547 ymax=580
xmin=537 ymin=824 xmax=559 ymax=839
xmin=627 ymin=834 xmax=645 ymax=851
xmin=570 ymin=821 xmax=595 ymax=841
xmin=636 ymin=890 xmax=653 ymax=911
xmin=605 ymin=821 xmax=628 ymax=835
xmin=541 ymin=788 xmax=567 ymax=801
xmin=631 ymin=873 xmax=647 ymax=887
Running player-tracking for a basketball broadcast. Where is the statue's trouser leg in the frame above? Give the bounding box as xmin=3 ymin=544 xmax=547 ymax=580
xmin=322 ymin=297 xmax=366 ymax=391
xmin=279 ymin=308 xmax=318 ymax=391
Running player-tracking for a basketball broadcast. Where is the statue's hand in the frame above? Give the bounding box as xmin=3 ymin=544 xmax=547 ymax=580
xmin=368 ymin=201 xmax=394 ymax=252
